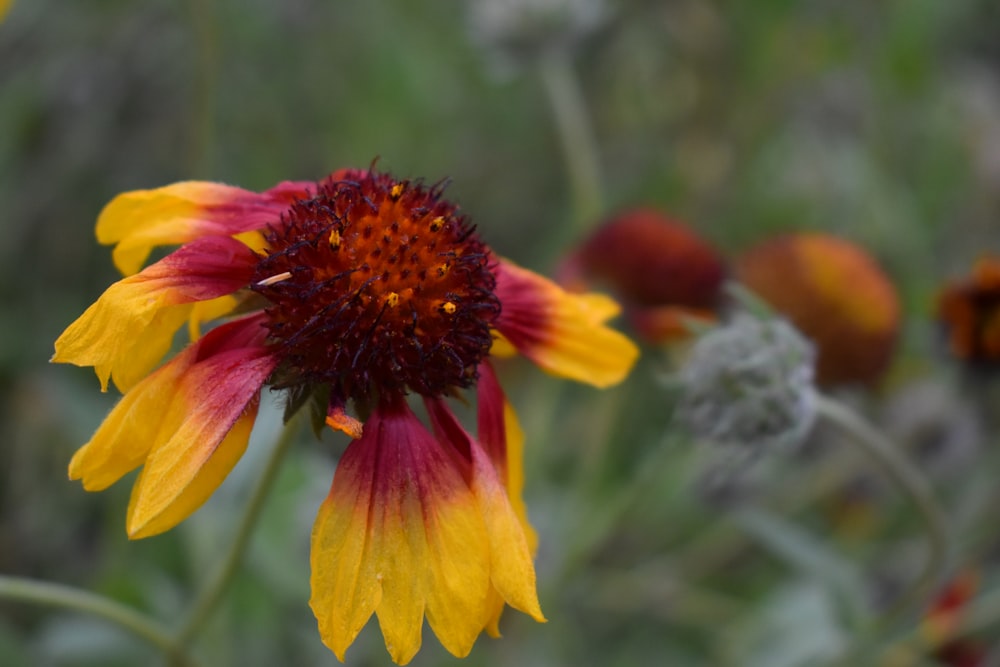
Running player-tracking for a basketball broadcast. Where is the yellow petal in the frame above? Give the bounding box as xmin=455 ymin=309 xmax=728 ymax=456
xmin=428 ymin=393 xmax=543 ymax=639
xmin=468 ymin=441 xmax=544 ymax=623
xmin=474 ymin=362 xmax=537 ymax=552
xmin=68 ymin=339 xmax=196 ymax=491
xmin=52 ymin=236 xmax=257 ymax=392
xmin=127 ymin=402 xmax=257 ymax=539
xmin=482 ymin=587 xmax=507 ymax=639
xmin=187 ymin=294 xmax=239 ymax=341
xmin=234 ymin=229 xmax=270 ymax=255
xmin=53 ymin=282 xmax=192 ymax=393
xmin=577 ymin=291 xmax=622 ymax=324
xmin=483 ymin=402 xmax=540 ymax=637
xmin=97 ymin=182 xmax=262 ymax=275
xmin=502 ymin=401 xmax=537 ymax=553
xmin=310 ymin=460 xmax=383 ymax=661
xmin=416 ymin=483 xmax=493 ymax=660
xmin=494 ymin=259 xmax=639 ymax=388
xmin=124 ymin=346 xmax=276 ymax=538
xmin=489 ymin=330 xmax=517 ymax=358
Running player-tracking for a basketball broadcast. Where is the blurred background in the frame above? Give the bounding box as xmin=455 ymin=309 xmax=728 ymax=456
xmin=2 ymin=0 xmax=1000 ymax=665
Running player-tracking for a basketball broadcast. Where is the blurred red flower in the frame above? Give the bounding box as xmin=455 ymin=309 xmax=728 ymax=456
xmin=923 ymin=571 xmax=984 ymax=667
xmin=561 ymin=208 xmax=726 ymax=342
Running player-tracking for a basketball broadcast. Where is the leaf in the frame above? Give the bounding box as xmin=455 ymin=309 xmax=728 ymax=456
xmin=733 ymin=506 xmax=868 ymax=624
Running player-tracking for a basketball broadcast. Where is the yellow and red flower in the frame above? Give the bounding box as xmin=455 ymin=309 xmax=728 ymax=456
xmin=936 ymin=256 xmax=1000 ymax=365
xmin=922 ymin=571 xmax=985 ymax=667
xmin=53 ymin=168 xmax=638 ymax=663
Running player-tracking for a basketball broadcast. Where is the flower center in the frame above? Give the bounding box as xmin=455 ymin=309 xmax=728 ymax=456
xmin=250 ymin=170 xmax=500 ymax=403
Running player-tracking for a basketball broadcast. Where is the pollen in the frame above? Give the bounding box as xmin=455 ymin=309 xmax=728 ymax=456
xmin=250 ymin=169 xmax=500 ymax=402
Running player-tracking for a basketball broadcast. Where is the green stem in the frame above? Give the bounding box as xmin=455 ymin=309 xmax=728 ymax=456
xmin=172 ymin=417 xmax=300 ymax=648
xmin=0 ymin=575 xmax=199 ymax=667
xmin=815 ymin=393 xmax=949 ymax=625
xmin=538 ymin=51 xmax=604 ymax=231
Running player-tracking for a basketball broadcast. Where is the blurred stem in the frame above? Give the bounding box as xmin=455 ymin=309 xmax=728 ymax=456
xmin=816 ymin=393 xmax=948 ymax=625
xmin=172 ymin=416 xmax=300 ymax=650
xmin=538 ymin=51 xmax=604 ymax=231
xmin=186 ymin=0 xmax=218 ymax=176
xmin=0 ymin=575 xmax=200 ymax=667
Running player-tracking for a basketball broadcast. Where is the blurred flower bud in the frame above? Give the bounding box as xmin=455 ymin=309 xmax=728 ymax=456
xmin=936 ymin=256 xmax=1000 ymax=366
xmin=562 ymin=208 xmax=727 ymax=343
xmin=932 ymin=640 xmax=986 ymax=667
xmin=677 ymin=314 xmax=818 ymax=454
xmin=735 ymin=233 xmax=900 ymax=388
xmin=466 ymin=0 xmax=608 ymax=70
xmin=626 ymin=303 xmax=718 ymax=343
xmin=880 ymin=380 xmax=981 ymax=480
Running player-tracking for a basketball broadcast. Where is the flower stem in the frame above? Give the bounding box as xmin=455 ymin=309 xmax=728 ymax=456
xmin=815 ymin=393 xmax=948 ymax=625
xmin=0 ymin=575 xmax=200 ymax=667
xmin=172 ymin=416 xmax=300 ymax=649
xmin=538 ymin=51 xmax=604 ymax=232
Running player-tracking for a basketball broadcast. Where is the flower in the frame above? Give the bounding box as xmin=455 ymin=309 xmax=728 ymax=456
xmin=676 ymin=314 xmax=817 ymax=455
xmin=560 ymin=207 xmax=726 ymax=343
xmin=466 ymin=0 xmax=608 ymax=72
xmin=880 ymin=380 xmax=982 ymax=480
xmin=53 ymin=168 xmax=638 ymax=664
xmin=936 ymin=256 xmax=1000 ymax=366
xmin=735 ymin=233 xmax=900 ymax=387
xmin=922 ymin=571 xmax=985 ymax=667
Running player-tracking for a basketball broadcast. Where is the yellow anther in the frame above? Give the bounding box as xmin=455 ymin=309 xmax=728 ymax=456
xmin=385 ymin=292 xmax=400 ymax=308
xmin=435 ymin=263 xmax=450 ymax=278
xmin=390 ymin=182 xmax=405 ymax=200
xmin=429 ymin=216 xmax=444 ymax=232
xmin=440 ymin=301 xmax=457 ymax=314
xmin=328 ymin=229 xmax=341 ymax=249
xmin=256 ymin=271 xmax=292 ymax=287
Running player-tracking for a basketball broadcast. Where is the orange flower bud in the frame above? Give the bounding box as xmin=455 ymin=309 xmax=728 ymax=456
xmin=735 ymin=233 xmax=900 ymax=387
